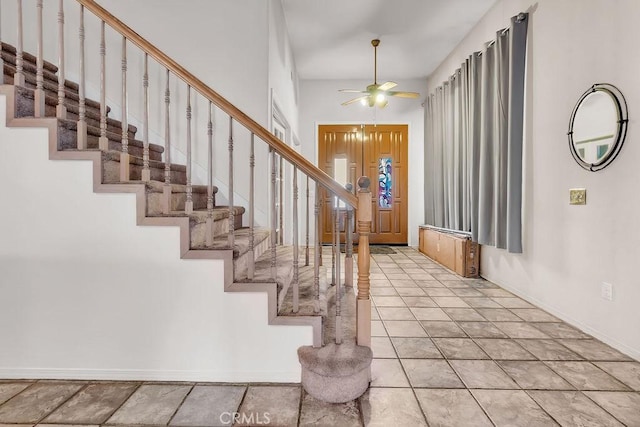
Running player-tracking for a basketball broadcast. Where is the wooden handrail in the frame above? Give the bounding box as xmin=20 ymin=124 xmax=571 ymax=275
xmin=76 ymin=0 xmax=358 ymax=207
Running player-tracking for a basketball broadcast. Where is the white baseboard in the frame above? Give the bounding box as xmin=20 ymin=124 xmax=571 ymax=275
xmin=482 ymin=274 xmax=640 ymax=362
xmin=0 ymin=368 xmax=301 ymax=383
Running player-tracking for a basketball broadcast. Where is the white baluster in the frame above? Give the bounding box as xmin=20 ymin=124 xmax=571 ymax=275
xmin=293 ymin=165 xmax=299 ymax=313
xmin=119 ymin=36 xmax=129 ymax=182
xmin=98 ymin=20 xmax=107 ymax=150
xmin=305 ymin=176 xmax=310 ymax=266
xmin=185 ymin=85 xmax=193 ymax=214
xmin=335 ymin=195 xmax=342 ymax=345
xmin=56 ymin=0 xmax=66 ymax=119
xmin=206 ymin=102 xmax=214 ymax=246
xmin=345 ymin=183 xmax=354 ymax=287
xmin=270 ymin=148 xmax=277 ymax=280
xmin=248 ymin=133 xmax=255 ymax=279
xmin=141 ymin=53 xmax=150 ymax=181
xmin=34 ymin=0 xmax=45 ymax=117
xmin=162 ymin=69 xmax=171 ymax=214
xmin=228 ymin=117 xmax=234 ymax=250
xmin=14 ymin=0 xmax=25 ymax=87
xmin=77 ymin=4 xmax=87 ymax=149
xmin=314 ymin=185 xmax=320 ymax=313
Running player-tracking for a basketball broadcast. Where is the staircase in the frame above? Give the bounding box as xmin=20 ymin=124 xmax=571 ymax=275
xmin=0 ymin=0 xmax=372 ymax=402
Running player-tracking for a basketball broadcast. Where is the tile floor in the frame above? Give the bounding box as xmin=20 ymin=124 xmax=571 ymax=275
xmin=1 ymin=248 xmax=639 ymax=426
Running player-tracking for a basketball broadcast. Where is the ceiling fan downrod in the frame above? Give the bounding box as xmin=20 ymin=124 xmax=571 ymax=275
xmin=372 ymin=39 xmax=380 ymax=85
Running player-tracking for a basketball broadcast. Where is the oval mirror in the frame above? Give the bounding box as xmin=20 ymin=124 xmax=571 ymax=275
xmin=568 ymin=83 xmax=628 ymax=172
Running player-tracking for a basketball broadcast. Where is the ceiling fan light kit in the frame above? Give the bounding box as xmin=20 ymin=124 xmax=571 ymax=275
xmin=340 ymin=39 xmax=419 ymax=107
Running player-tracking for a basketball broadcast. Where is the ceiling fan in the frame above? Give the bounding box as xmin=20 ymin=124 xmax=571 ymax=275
xmin=340 ymin=39 xmax=420 ymax=108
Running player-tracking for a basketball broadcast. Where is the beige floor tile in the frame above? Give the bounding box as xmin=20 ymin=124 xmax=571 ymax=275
xmin=559 ymin=339 xmax=634 ymax=361
xmin=0 ymin=384 xmax=31 ymax=406
xmin=384 ymin=320 xmax=427 ymax=337
xmin=371 ymin=336 xmax=397 ymax=358
xmin=386 ymin=273 xmax=411 ymax=280
xmin=493 ymin=297 xmax=535 ymax=308
xmin=391 ymin=337 xmax=443 ymax=359
xmin=462 ymin=297 xmax=502 ymax=309
xmin=389 ymin=279 xmax=419 ymax=288
xmin=416 ymin=389 xmax=492 ymax=427
xmin=529 ymin=391 xmax=624 ymax=427
xmin=595 ymin=362 xmax=640 ymax=391
xmin=360 ymin=388 xmax=427 ymax=427
xmin=0 ymin=383 xmax=83 ymax=424
xmin=401 ymin=296 xmax=437 ymax=307
xmin=377 ymin=307 xmax=415 ymax=321
xmin=410 ymin=307 xmax=450 ymax=321
xmin=451 ymin=288 xmax=485 ymax=297
xmin=584 ymin=391 xmax=640 ymax=427
xmin=478 ymin=288 xmax=514 ymax=298
xmin=494 ymin=322 xmax=552 ymax=339
xmin=498 ymin=361 xmax=574 ymax=390
xmin=531 ymin=322 xmax=591 ymax=339
xmin=372 ymin=296 xmax=406 ymax=307
xmin=510 ymin=308 xmax=561 ymax=322
xmin=421 ymin=321 xmax=467 ymax=338
xmin=442 ymin=308 xmax=486 ymax=321
xmin=43 ymin=383 xmax=137 ymax=424
xmin=236 ymin=386 xmax=300 ymax=427
xmin=371 ymin=320 xmax=387 ymax=336
xmin=424 ymin=288 xmax=456 ymax=297
xmin=471 ymin=390 xmax=557 ymax=426
xmin=371 ymin=359 xmax=410 ymax=387
xmin=475 ymin=339 xmax=536 ymax=361
xmin=299 ymin=392 xmax=361 ymax=427
xmin=433 ymin=338 xmax=489 ymax=359
xmin=475 ymin=308 xmax=522 ymax=322
xmin=370 ymin=287 xmax=398 ymax=296
xmin=449 ymin=360 xmax=518 ymax=389
xmin=416 ymin=280 xmax=445 ymax=288
xmin=170 ymin=385 xmax=245 ymax=426
xmin=546 ymin=362 xmax=631 ymax=391
xmin=401 ymin=359 xmax=464 ymax=388
xmin=458 ymin=321 xmax=509 ymax=338
xmin=106 ymin=384 xmax=191 ymax=425
xmin=431 ymin=296 xmax=470 ymax=308
xmin=395 ymin=287 xmax=426 ymax=296
xmin=516 ymin=339 xmax=583 ymax=361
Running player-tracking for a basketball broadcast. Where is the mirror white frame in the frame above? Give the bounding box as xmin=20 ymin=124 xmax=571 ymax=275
xmin=568 ymin=83 xmax=628 ymax=172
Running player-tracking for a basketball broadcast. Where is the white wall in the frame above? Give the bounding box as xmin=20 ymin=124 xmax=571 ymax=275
xmin=427 ymin=0 xmax=640 ymax=359
xmin=0 ymin=97 xmax=311 ymax=382
xmin=299 ymin=78 xmax=426 ymax=246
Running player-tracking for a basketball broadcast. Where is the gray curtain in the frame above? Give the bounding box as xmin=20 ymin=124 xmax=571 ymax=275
xmin=424 ymin=13 xmax=528 ymax=254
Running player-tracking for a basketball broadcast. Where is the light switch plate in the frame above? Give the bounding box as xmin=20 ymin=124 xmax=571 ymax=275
xmin=570 ymin=188 xmax=586 ymax=205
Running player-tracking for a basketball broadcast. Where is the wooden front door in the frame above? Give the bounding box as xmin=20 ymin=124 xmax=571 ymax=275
xmin=318 ymin=124 xmax=408 ymax=244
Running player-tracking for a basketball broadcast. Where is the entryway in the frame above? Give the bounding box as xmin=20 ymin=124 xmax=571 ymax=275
xmin=318 ymin=124 xmax=408 ymax=244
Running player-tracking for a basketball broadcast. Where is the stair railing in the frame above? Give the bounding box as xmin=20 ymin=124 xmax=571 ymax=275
xmin=11 ymin=0 xmax=372 ymax=349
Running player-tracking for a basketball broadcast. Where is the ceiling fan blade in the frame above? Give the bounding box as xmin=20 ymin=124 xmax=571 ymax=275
xmin=387 ymin=91 xmax=420 ymax=98
xmin=339 ymin=89 xmax=368 ymax=93
xmin=377 ymin=81 xmax=398 ymax=91
xmin=342 ymin=95 xmax=369 ymax=106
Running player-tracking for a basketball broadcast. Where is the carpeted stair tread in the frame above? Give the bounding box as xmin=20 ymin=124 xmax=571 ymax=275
xmin=279 ymin=255 xmax=328 ymax=317
xmin=145 ymin=180 xmax=214 ymax=195
xmin=57 ymin=118 xmax=163 ymax=157
xmin=102 ymin=149 xmax=186 ymax=172
xmin=236 ymin=246 xmax=294 ymax=284
xmin=3 ymin=61 xmax=104 ymax=112
xmin=192 ymin=227 xmax=270 ymax=258
xmin=2 ymin=42 xmax=60 ymax=75
xmin=149 ymin=206 xmax=245 ymax=222
xmin=11 ymin=81 xmax=138 ymax=141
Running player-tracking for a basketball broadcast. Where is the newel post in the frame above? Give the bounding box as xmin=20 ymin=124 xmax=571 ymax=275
xmin=356 ymin=176 xmax=372 ymax=347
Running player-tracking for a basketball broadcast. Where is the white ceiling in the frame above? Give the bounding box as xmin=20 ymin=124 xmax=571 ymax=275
xmin=282 ymin=0 xmax=497 ymax=81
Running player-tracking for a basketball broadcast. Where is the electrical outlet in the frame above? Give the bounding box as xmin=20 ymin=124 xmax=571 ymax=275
xmin=601 ymin=282 xmax=613 ymax=301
